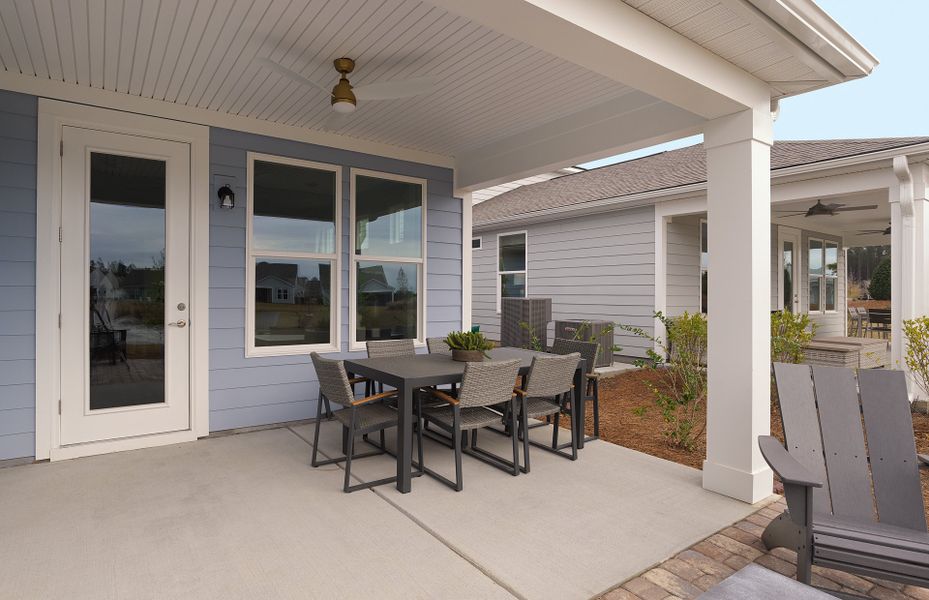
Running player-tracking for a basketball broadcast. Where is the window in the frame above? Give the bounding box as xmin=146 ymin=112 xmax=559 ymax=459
xmin=497 ymin=232 xmax=527 ymax=311
xmin=472 ymin=237 xmax=482 ymax=250
xmin=351 ymin=169 xmax=426 ymax=348
xmin=809 ymin=238 xmax=838 ymax=313
xmin=700 ymin=220 xmax=708 ymax=314
xmin=246 ymin=154 xmax=340 ymax=355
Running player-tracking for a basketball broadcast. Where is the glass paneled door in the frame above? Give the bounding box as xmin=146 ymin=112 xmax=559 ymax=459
xmin=778 ymin=228 xmax=802 ymax=314
xmin=59 ymin=126 xmax=191 ymax=446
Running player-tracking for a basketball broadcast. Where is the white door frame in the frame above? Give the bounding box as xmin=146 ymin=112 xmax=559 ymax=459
xmin=777 ymin=226 xmax=803 ymax=313
xmin=36 ymin=99 xmax=210 ymax=460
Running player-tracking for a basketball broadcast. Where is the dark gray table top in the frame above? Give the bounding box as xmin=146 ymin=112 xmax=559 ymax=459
xmin=344 ymin=347 xmax=580 ymax=388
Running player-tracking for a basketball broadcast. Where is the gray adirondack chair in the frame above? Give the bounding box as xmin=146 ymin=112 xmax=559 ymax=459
xmin=760 ymin=362 xmax=929 ymax=594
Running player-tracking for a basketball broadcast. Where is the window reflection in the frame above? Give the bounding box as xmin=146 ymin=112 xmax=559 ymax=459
xmin=354 ymin=175 xmax=422 ymax=258
xmin=88 ymin=153 xmax=166 ymax=410
xmin=255 ymin=259 xmax=333 ymax=347
xmin=356 ymin=261 xmax=418 ymax=341
xmin=252 ymin=160 xmax=336 ymax=254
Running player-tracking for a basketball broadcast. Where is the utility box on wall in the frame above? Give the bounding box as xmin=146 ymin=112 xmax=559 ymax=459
xmin=554 ymin=320 xmax=615 ymax=367
xmin=501 ymin=298 xmax=552 ymax=350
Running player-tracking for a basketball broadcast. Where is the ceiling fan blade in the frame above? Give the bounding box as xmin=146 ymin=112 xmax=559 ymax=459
xmin=354 ymin=77 xmax=437 ymax=101
xmin=774 ymin=212 xmax=808 ymax=217
xmin=835 ymin=205 xmax=879 ymax=212
xmin=255 ymin=57 xmax=332 ymax=96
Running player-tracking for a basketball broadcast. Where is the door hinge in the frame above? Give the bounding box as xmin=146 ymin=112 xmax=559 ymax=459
xmin=58 ymin=226 xmax=62 ymax=243
xmin=58 ymin=313 xmax=61 ymax=328
xmin=58 ymin=400 xmax=62 ymax=415
xmin=59 ymin=140 xmax=63 ymax=156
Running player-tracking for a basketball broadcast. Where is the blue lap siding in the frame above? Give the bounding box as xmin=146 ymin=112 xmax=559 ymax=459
xmin=0 ymin=90 xmax=37 ymax=460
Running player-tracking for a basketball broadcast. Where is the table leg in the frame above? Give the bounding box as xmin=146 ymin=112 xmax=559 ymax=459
xmin=396 ymin=382 xmax=413 ymax=493
xmin=574 ymin=365 xmax=586 ymax=450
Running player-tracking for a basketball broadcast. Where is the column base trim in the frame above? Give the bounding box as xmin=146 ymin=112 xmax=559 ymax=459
xmin=702 ymin=459 xmax=774 ymax=504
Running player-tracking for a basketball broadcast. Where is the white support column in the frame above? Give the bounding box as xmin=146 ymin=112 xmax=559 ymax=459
xmin=460 ymin=191 xmax=473 ymax=331
xmin=702 ymin=106 xmax=774 ymax=503
xmin=890 ymin=157 xmax=916 ymax=371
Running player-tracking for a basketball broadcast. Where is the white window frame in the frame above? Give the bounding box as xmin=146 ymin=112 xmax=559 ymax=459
xmin=496 ymin=230 xmax=528 ymax=313
xmin=349 ymin=168 xmax=428 ymax=352
xmin=699 ymin=218 xmax=708 ymax=314
xmin=808 ymin=237 xmax=838 ymax=314
xmin=246 ymin=152 xmax=341 ymax=357
xmin=472 ymin=236 xmax=482 ymax=250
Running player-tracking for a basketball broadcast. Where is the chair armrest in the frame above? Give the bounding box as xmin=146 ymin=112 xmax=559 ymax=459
xmin=351 ymin=390 xmax=397 ymax=406
xmin=758 ymin=436 xmax=823 ymax=488
xmin=512 ymin=387 xmax=527 ymax=397
xmin=918 ymin=454 xmax=929 ymax=468
xmin=427 ymin=388 xmax=459 ymax=406
xmin=348 ymin=376 xmax=368 ymax=385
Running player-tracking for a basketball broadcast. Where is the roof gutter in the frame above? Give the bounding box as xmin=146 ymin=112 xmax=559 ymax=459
xmin=473 ymin=142 xmax=929 ymax=231
xmin=747 ymin=0 xmax=878 ymax=80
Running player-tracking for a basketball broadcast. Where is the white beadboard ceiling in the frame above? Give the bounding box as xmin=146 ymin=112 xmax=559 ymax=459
xmin=0 ymin=0 xmax=835 ymax=158
xmin=0 ymin=0 xmax=642 ymax=157
xmin=621 ymin=0 xmax=822 ymax=90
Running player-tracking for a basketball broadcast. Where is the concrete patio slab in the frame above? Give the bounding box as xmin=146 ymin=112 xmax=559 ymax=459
xmin=296 ymin=419 xmax=764 ymax=600
xmin=0 ymin=428 xmax=514 ymax=600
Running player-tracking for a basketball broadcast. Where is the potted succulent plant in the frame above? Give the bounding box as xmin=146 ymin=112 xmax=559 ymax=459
xmin=444 ymin=330 xmax=494 ymax=362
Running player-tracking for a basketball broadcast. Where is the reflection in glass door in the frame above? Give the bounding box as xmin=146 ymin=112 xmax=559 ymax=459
xmin=782 ymin=241 xmax=794 ymax=313
xmin=60 ymin=126 xmax=190 ymax=446
xmin=778 ymin=229 xmax=801 ymax=314
xmin=89 ymin=153 xmax=167 ymax=410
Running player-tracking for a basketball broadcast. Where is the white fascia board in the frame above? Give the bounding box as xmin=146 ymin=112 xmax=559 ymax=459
xmin=456 ymin=94 xmax=704 ymax=190
xmin=427 ymin=0 xmax=771 ymax=120
xmin=748 ymin=0 xmax=878 ymax=80
xmin=0 ymin=70 xmax=454 ymax=169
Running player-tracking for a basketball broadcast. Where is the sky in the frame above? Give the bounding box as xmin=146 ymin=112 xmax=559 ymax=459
xmin=580 ymin=0 xmax=928 ymax=170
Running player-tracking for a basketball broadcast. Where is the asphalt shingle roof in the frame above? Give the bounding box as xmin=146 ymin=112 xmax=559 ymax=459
xmin=473 ymin=137 xmax=929 ymax=226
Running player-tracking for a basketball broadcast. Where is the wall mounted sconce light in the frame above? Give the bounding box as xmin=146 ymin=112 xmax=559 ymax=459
xmin=217 ymin=185 xmax=235 ymax=209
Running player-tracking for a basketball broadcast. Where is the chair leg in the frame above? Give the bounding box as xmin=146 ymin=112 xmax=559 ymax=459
xmin=521 ymin=397 xmax=531 ymax=473
xmin=343 ymin=410 xmax=356 ymax=493
xmin=552 ymin=406 xmax=561 ymax=449
xmin=568 ymin=404 xmax=578 ymax=460
xmin=311 ymin=392 xmax=324 ymax=467
xmin=509 ymin=400 xmax=519 ymax=476
xmin=453 ymin=407 xmax=463 ymax=491
xmin=415 ymin=398 xmax=424 ymax=473
xmin=592 ymin=380 xmax=600 ymax=438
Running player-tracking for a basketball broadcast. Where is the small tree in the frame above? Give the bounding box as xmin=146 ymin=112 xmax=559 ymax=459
xmin=904 ymin=316 xmax=929 ymax=401
xmin=869 ymin=257 xmax=891 ymax=300
xmin=771 ymin=310 xmax=815 ymax=364
xmin=618 ymin=312 xmax=707 ymax=450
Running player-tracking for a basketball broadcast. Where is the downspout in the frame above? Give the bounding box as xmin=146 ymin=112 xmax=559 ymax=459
xmin=892 ymin=156 xmax=915 ymax=397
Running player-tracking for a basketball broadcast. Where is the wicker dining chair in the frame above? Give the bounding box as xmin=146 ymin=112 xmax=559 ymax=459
xmin=420 ymin=359 xmax=522 ymax=491
xmin=365 ymin=339 xmax=417 ymax=393
xmin=310 ymin=352 xmax=420 ymax=493
xmin=426 ymin=337 xmax=452 ymax=355
xmin=550 ymin=338 xmax=601 ymax=441
xmin=513 ymin=352 xmax=582 ymax=472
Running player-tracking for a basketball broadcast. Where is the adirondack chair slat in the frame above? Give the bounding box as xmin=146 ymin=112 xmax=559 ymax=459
xmin=810 ymin=366 xmax=875 ymax=521
xmin=772 ymin=363 xmax=831 ymax=515
xmin=858 ymin=369 xmax=927 ymax=531
xmin=814 ymin=536 xmax=929 ymax=578
xmin=814 ymin=545 xmax=929 ymax=585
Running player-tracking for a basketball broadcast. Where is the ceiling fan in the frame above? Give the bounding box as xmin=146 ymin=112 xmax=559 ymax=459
xmin=774 ymin=199 xmax=879 ymax=218
xmin=256 ymin=57 xmax=437 ymax=116
xmin=857 ymin=223 xmax=891 ymax=236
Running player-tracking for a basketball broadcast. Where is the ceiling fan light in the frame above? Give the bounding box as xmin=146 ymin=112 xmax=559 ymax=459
xmin=331 ymin=99 xmax=356 ymax=114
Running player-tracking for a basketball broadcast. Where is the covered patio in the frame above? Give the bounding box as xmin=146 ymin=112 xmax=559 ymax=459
xmin=0 ymin=421 xmax=759 ymax=599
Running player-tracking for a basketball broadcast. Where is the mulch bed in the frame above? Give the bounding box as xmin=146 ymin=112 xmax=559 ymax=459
xmin=849 ymin=299 xmax=891 ymax=309
xmin=573 ymin=367 xmax=929 ymax=522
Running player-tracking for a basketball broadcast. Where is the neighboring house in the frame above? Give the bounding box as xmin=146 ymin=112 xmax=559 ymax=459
xmin=356 ymin=264 xmax=397 ymax=306
xmin=472 ymin=138 xmax=929 ymax=361
xmin=471 ymin=167 xmax=585 ymax=204
xmin=255 ymin=262 xmax=298 ymax=305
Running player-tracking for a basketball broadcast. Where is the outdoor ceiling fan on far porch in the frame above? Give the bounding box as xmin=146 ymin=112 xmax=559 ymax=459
xmin=256 ymin=56 xmax=437 ymax=117
xmin=774 ymin=199 xmax=878 ymax=218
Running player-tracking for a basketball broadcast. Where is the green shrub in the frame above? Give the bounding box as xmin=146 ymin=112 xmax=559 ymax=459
xmin=869 ymin=257 xmax=892 ymax=300
xmin=517 ymin=321 xmax=544 ymax=352
xmin=904 ymin=316 xmax=929 ymax=400
xmin=771 ymin=310 xmax=815 ymax=364
xmin=618 ymin=311 xmax=707 ymax=450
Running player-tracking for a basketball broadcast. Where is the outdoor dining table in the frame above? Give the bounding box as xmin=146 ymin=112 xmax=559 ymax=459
xmin=344 ymin=346 xmax=588 ymax=493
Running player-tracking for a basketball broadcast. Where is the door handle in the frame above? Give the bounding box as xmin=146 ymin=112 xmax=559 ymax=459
xmin=168 ymin=320 xmax=187 ymax=328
